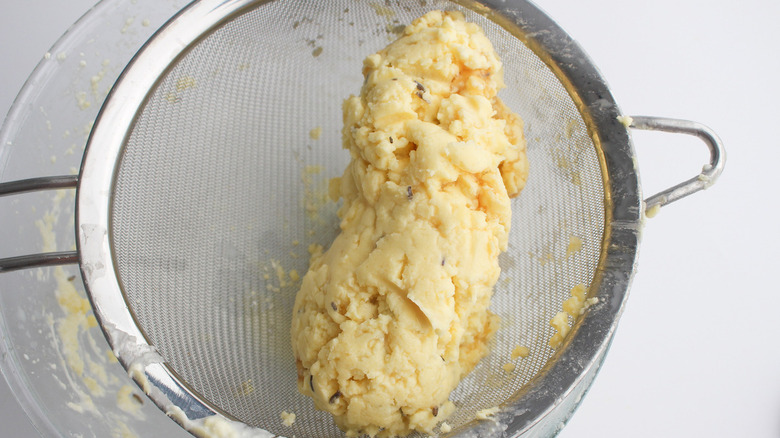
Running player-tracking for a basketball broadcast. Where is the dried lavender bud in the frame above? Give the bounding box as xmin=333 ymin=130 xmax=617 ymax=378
xmin=389 ymin=136 xmax=394 ymax=143
xmin=331 ymin=302 xmax=338 ymax=311
xmin=432 ymin=406 xmax=439 ymax=417
xmin=415 ymin=81 xmax=425 ymax=91
xmin=407 ymin=186 xmax=413 ymax=200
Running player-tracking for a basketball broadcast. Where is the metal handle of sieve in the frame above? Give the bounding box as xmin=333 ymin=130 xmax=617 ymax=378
xmin=0 ymin=175 xmax=79 ymax=273
xmin=628 ymin=116 xmax=726 ymax=214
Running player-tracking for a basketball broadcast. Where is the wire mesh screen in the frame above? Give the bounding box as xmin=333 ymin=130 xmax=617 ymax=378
xmin=111 ymin=0 xmax=605 ymax=436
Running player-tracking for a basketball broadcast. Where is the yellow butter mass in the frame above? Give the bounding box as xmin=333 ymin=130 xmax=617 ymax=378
xmin=291 ymin=10 xmax=529 ymax=436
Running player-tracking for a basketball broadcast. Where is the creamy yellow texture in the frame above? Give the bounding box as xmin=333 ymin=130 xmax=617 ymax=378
xmin=549 ymin=283 xmax=597 ymax=348
xmin=280 ymin=411 xmax=296 ymax=427
xmin=291 ymin=10 xmax=528 ymax=436
xmin=511 ymin=345 xmax=530 ymax=360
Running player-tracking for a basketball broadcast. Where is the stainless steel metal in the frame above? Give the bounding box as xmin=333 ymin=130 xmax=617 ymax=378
xmin=0 ymin=0 xmax=726 ymax=437
xmin=77 ymin=0 xmax=236 ymax=425
xmin=0 ymin=175 xmax=79 ymax=272
xmin=629 ymin=116 xmax=726 ymax=212
xmin=0 ymin=252 xmax=79 ymax=274
xmin=0 ymin=175 xmax=78 ymax=196
xmin=77 ymin=0 xmax=637 ymax=435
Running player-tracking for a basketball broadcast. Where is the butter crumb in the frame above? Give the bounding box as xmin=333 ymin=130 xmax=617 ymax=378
xmin=440 ymin=422 xmax=452 ymax=433
xmin=511 ymin=345 xmax=530 ymax=360
xmin=369 ymin=2 xmax=396 ymax=18
xmin=237 ymin=379 xmax=255 ymax=396
xmin=566 ymin=235 xmax=582 ymax=257
xmin=502 ymin=363 xmax=515 ymax=373
xmin=86 ymin=314 xmax=98 ymax=328
xmin=271 ymin=260 xmax=287 ymax=288
xmin=617 ymin=115 xmax=633 ymax=128
xmin=303 ymin=164 xmax=322 ymax=175
xmin=645 ymin=203 xmax=661 ymax=218
xmin=582 ymin=297 xmax=599 ymax=314
xmin=83 ymin=376 xmax=102 ymax=396
xmin=117 ymin=384 xmax=143 ymax=416
xmin=76 ymin=92 xmax=91 ymax=110
xmin=129 ymin=363 xmax=151 ymax=394
xmin=550 ymin=284 xmax=589 ymax=348
xmin=309 ymin=126 xmax=322 ymax=140
xmin=548 ymin=312 xmax=569 ymax=349
xmin=562 ymin=284 xmax=586 ymax=316
xmin=308 ymin=243 xmax=323 ymax=258
xmin=175 ymin=76 xmax=197 ymax=92
xmin=281 ymin=411 xmax=296 ymax=427
xmin=475 ymin=406 xmax=500 ymax=420
xmin=120 ymin=16 xmax=135 ymax=34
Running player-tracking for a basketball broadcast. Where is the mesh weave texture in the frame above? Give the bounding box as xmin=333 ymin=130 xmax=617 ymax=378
xmin=111 ymin=1 xmax=605 ymax=435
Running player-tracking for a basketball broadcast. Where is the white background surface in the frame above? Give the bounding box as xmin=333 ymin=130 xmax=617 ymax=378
xmin=1 ymin=1 xmax=778 ymax=437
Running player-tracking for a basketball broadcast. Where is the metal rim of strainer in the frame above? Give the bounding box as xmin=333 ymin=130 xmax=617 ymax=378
xmin=75 ymin=0 xmax=635 ymax=433
xmin=0 ymin=0 xmax=725 ymax=436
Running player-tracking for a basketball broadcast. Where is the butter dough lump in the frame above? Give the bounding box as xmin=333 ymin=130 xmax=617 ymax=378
xmin=291 ymin=10 xmax=528 ymax=437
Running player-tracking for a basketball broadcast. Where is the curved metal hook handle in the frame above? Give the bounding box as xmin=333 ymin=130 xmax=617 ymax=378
xmin=0 ymin=175 xmax=79 ymax=273
xmin=626 ymin=116 xmax=726 ymax=216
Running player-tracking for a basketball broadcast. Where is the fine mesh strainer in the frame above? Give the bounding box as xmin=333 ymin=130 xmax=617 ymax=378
xmin=0 ymin=0 xmax=725 ymax=437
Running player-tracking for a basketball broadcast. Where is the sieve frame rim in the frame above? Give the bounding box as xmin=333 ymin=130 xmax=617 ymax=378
xmin=74 ymin=0 xmax=643 ymax=436
xmin=452 ymin=1 xmax=642 ymax=436
xmin=75 ymin=0 xmax=263 ymax=427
